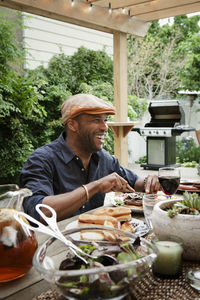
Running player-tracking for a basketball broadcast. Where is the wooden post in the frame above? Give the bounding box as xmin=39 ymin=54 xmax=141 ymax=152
xmin=113 ymin=32 xmax=128 ymax=167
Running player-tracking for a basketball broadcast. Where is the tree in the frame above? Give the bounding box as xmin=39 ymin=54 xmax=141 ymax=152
xmin=128 ymin=33 xmax=186 ymax=99
xmin=128 ymin=15 xmax=200 ymax=100
xmin=179 ymin=33 xmax=200 ymax=92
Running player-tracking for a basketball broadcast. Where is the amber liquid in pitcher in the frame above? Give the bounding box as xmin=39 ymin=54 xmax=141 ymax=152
xmin=0 ymin=208 xmax=38 ymax=282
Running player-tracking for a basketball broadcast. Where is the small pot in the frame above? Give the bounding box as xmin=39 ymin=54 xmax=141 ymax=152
xmin=151 ymin=199 xmax=200 ymax=261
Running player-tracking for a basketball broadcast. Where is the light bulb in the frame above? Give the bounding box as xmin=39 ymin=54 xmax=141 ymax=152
xmin=108 ymin=3 xmax=112 ymax=14
xmin=89 ymin=3 xmax=93 ymax=11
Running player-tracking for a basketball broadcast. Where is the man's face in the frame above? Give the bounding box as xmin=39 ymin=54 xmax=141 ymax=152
xmin=75 ymin=113 xmax=108 ymax=152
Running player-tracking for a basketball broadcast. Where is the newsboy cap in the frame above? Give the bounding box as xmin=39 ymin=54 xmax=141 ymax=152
xmin=61 ymin=94 xmax=115 ymax=125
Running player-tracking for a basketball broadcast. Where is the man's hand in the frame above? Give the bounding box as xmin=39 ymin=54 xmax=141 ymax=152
xmin=145 ymin=175 xmax=160 ymax=194
xmin=97 ymin=172 xmax=135 ymax=194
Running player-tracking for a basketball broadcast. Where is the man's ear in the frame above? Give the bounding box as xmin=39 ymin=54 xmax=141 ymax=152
xmin=67 ymin=119 xmax=78 ymax=132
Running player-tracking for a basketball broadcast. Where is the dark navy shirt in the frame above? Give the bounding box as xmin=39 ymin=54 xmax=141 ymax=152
xmin=20 ymin=132 xmax=138 ymax=220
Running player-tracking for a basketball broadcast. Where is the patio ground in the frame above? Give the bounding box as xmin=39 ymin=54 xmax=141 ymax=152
xmin=128 ymin=163 xmax=200 ymax=182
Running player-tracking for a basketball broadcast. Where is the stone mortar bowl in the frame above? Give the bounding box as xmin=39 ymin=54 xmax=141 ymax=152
xmin=151 ymin=199 xmax=200 ymax=261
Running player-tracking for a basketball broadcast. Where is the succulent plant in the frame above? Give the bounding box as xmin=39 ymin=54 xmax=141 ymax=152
xmin=182 ymin=192 xmax=200 ymax=210
xmin=167 ymin=192 xmax=200 ymax=218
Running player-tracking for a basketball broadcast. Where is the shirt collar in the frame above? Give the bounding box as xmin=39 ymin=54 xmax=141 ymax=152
xmin=58 ymin=132 xmax=75 ymax=164
xmin=58 ymin=131 xmax=100 ymax=164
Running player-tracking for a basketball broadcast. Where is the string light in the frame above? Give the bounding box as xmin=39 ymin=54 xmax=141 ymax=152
xmin=71 ymin=0 xmax=132 ymax=18
xmin=89 ymin=3 xmax=93 ymax=11
xmin=108 ymin=2 xmax=112 ymax=14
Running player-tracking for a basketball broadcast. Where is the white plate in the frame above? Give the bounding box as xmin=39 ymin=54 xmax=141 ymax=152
xmin=110 ymin=193 xmax=143 ymax=213
xmin=65 ymin=218 xmax=149 ymax=242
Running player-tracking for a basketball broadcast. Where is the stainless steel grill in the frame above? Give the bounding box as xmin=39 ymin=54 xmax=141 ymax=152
xmin=132 ymin=100 xmax=195 ymax=169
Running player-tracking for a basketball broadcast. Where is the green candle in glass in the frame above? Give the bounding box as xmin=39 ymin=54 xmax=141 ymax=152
xmin=152 ymin=235 xmax=183 ymax=278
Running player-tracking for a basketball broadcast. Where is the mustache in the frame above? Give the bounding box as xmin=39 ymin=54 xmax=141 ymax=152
xmin=95 ymin=131 xmax=107 ymax=137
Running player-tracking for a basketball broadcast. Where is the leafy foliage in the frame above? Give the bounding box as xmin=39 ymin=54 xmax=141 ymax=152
xmin=0 ymin=12 xmax=48 ymax=184
xmin=0 ymin=11 xmax=24 ymax=73
xmin=128 ymin=32 xmax=186 ymax=99
xmin=70 ymin=47 xmax=113 ymax=91
xmin=128 ymin=15 xmax=200 ymax=100
xmin=128 ymin=95 xmax=148 ymax=120
xmin=176 ymin=137 xmax=200 ymax=164
xmin=179 ymin=34 xmax=200 ymax=91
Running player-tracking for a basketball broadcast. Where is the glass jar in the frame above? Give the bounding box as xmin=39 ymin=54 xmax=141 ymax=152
xmin=0 ymin=184 xmax=38 ymax=282
xmin=152 ymin=234 xmax=183 ymax=278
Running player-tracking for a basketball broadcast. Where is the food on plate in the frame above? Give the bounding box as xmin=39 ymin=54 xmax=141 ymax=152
xmin=114 ymin=193 xmax=143 ymax=210
xmin=78 ymin=208 xmax=137 ymax=242
xmin=93 ymin=206 xmax=131 ymax=222
xmin=124 ymin=199 xmax=142 ymax=206
xmin=103 ymin=220 xmax=116 ymax=228
xmin=124 ymin=193 xmax=143 ymax=206
xmin=81 ymin=229 xmax=118 ymax=242
xmin=121 ymin=221 xmax=135 ymax=233
xmin=77 ymin=205 xmax=149 ymax=242
xmin=178 ymin=183 xmax=200 ymax=191
xmin=80 ymin=230 xmax=105 ymax=241
xmin=103 ymin=229 xmax=119 ymax=242
xmin=78 ymin=213 xmax=119 ymax=228
xmin=80 ymin=220 xmax=135 ymax=242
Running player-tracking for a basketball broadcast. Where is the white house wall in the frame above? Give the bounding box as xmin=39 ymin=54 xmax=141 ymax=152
xmin=23 ymin=13 xmax=113 ymax=69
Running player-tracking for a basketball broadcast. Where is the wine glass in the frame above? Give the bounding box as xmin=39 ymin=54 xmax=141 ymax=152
xmin=158 ymin=167 xmax=181 ymax=198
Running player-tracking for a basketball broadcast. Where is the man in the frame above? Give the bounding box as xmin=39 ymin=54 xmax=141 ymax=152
xmin=20 ymin=94 xmax=159 ymax=221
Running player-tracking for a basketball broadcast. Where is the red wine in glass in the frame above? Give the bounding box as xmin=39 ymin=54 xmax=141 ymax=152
xmin=158 ymin=167 xmax=180 ymax=196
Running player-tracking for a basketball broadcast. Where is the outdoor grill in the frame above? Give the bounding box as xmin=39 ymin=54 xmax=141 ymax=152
xmin=132 ymin=100 xmax=195 ymax=169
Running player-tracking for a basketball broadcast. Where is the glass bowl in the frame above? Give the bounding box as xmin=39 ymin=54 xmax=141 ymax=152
xmin=33 ymin=226 xmax=157 ymax=300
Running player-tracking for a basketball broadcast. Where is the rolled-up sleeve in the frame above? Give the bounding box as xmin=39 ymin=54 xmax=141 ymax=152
xmin=23 ymin=195 xmax=43 ymax=220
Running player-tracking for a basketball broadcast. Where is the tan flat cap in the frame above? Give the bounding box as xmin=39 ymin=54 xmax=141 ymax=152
xmin=61 ymin=94 xmax=115 ymax=125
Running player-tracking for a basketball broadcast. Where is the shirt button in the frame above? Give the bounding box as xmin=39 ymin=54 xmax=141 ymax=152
xmin=81 ymin=168 xmax=84 ymax=171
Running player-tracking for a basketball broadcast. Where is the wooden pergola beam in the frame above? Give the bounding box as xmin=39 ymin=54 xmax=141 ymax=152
xmin=129 ymin=0 xmax=200 ymax=21
xmin=113 ymin=32 xmax=129 ymax=166
xmin=135 ymin=3 xmax=200 ymax=21
xmin=88 ymin=0 xmax=152 ymax=9
xmin=128 ymin=0 xmax=200 ymax=15
xmin=0 ymin=0 xmax=151 ymax=37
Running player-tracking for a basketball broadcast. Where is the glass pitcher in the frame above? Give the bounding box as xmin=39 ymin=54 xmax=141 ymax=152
xmin=0 ymin=184 xmax=38 ymax=282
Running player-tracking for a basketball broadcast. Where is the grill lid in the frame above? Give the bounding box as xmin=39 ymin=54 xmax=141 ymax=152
xmin=145 ymin=100 xmax=185 ymax=128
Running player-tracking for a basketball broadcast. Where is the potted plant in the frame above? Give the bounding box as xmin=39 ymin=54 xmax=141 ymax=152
xmin=151 ymin=192 xmax=200 ymax=261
